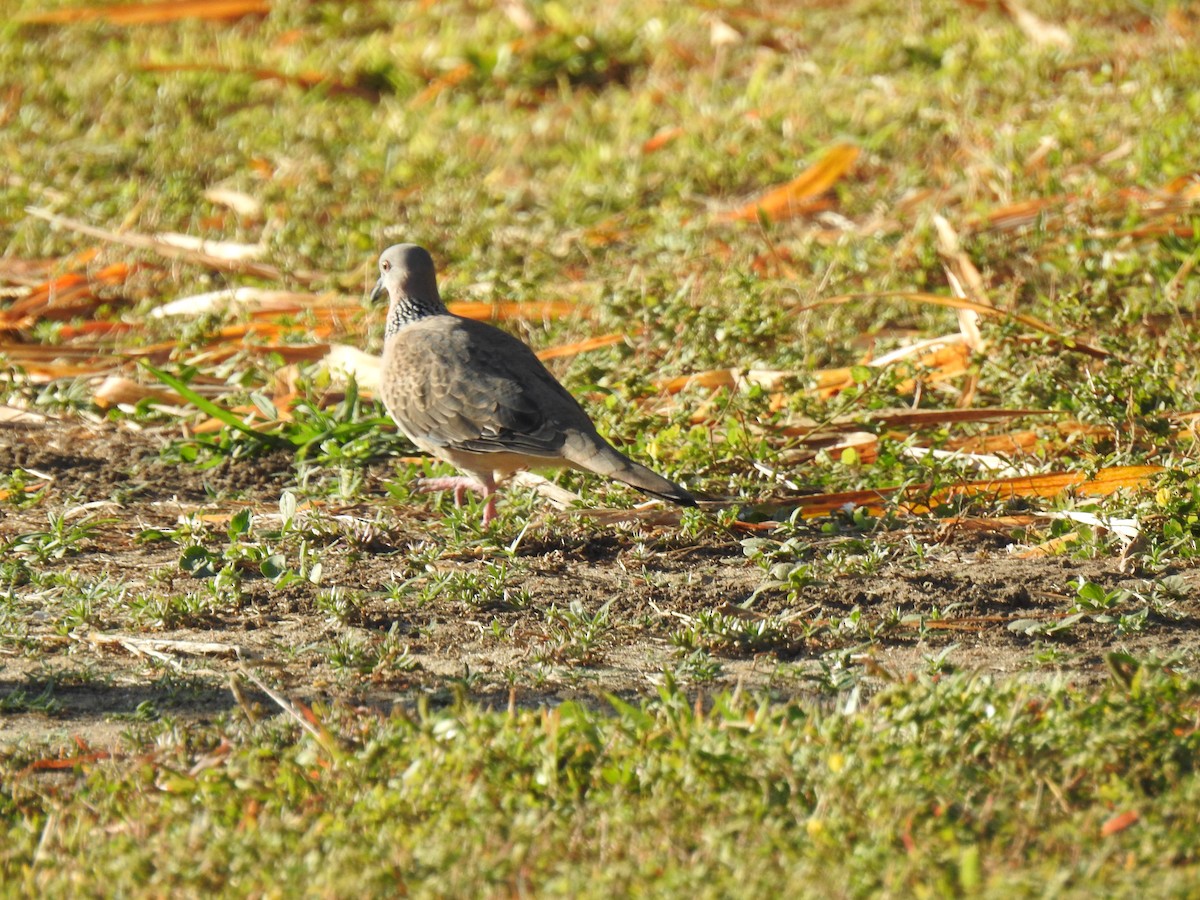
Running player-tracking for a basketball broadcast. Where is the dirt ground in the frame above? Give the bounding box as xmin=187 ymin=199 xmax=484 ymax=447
xmin=3 ymin=419 xmax=1198 ymax=747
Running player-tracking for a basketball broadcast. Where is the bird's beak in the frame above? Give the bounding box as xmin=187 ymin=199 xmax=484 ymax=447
xmin=369 ymin=276 xmax=387 ymax=305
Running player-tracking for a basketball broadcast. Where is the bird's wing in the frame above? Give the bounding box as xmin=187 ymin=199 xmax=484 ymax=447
xmin=381 ymin=316 xmax=597 ymax=458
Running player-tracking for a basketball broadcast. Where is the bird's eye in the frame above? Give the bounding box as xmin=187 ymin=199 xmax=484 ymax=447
xmin=381 ymin=260 xmax=391 ymax=272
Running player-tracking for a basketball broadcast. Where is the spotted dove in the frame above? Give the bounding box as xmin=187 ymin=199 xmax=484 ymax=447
xmin=370 ymin=243 xmax=696 ymax=526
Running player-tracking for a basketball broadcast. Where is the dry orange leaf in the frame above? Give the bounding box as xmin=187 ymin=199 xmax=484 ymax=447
xmin=0 ymin=354 xmax=115 ymax=382
xmin=2 ymin=262 xmax=136 ymax=323
xmin=941 ymin=515 xmax=1042 ymax=532
xmin=810 ymin=366 xmax=855 ymax=396
xmin=807 ymin=337 xmax=972 ymax=399
xmin=933 ymin=465 xmax=1163 ymax=505
xmin=1166 ymin=6 xmax=1196 ymax=38
xmin=0 ymin=341 xmax=116 ymax=360
xmin=715 ymin=143 xmax=859 ymax=223
xmin=660 ymin=339 xmax=971 ymax=402
xmin=776 ymin=465 xmax=1162 ymax=522
xmin=447 ymin=300 xmax=585 ymax=322
xmin=1 ymin=273 xmax=89 ymax=319
xmin=655 ymin=368 xmax=797 ymax=395
xmin=196 ymin=509 xmax=248 ymax=525
xmin=1161 ymin=172 xmax=1200 ymax=198
xmin=93 ymin=375 xmax=182 ymax=409
xmin=780 ymin=430 xmax=879 ymax=466
xmin=537 ymin=332 xmax=628 ymax=361
xmin=18 ymin=0 xmax=269 ymax=25
xmin=657 ymin=369 xmax=739 ymax=393
xmin=581 ymin=218 xmax=632 ymax=247
xmin=788 ymin=486 xmax=904 ymax=519
xmin=898 ymin=341 xmax=971 ymax=388
xmin=412 ymin=62 xmax=473 ymax=106
xmin=946 ymin=430 xmax=1043 ymax=455
xmin=1100 ymin=810 xmax=1140 ymax=837
xmin=984 ymin=195 xmax=1069 ymax=231
xmin=56 ymin=322 xmax=138 ymax=339
xmin=1012 ymin=533 xmax=1077 ymax=559
xmin=643 ymin=126 xmax=683 ymax=154
xmin=1107 ymin=222 xmax=1200 ymax=240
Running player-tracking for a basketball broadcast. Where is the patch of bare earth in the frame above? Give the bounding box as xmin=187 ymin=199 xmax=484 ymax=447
xmin=3 ymin=422 xmax=1199 ymax=746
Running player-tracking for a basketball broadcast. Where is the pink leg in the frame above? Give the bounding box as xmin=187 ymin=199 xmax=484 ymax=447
xmin=481 ymin=494 xmax=498 ymax=528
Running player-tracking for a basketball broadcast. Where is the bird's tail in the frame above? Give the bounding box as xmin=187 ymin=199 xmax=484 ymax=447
xmin=565 ymin=436 xmax=697 ymax=507
xmin=615 ymin=459 xmax=698 ymax=507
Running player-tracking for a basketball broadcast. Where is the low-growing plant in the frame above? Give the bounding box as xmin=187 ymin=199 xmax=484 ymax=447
xmin=3 ymin=512 xmax=112 ymax=563
xmin=0 ymin=681 xmax=62 ymax=715
xmin=418 ymin=562 xmax=531 ymax=610
xmin=537 ymin=599 xmax=614 ymax=665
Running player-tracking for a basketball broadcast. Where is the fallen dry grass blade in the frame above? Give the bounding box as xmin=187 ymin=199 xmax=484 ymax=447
xmin=24 ymin=207 xmax=312 ymax=284
xmin=0 ymin=405 xmax=50 ymax=425
xmin=934 ymin=214 xmax=988 ymax=351
xmin=852 ymin=407 xmax=1059 ymax=430
xmin=139 ymin=62 xmax=380 ymax=100
xmin=997 ymin=0 xmax=1073 ymax=49
xmin=796 ymin=291 xmax=1116 ymax=361
xmin=151 ymin=288 xmax=331 ymax=319
xmin=813 ymin=335 xmax=972 ymax=398
xmin=152 ymin=232 xmax=263 ymax=262
xmin=510 ymin=471 xmax=583 ymax=510
xmin=778 ymin=430 xmax=879 ymax=466
xmin=88 ymin=632 xmax=250 ymax=660
xmin=203 ymin=187 xmax=262 ymax=220
xmin=319 ymin=345 xmax=382 ymax=392
xmin=981 ymin=195 xmax=1071 ymax=232
xmin=18 ymin=0 xmax=270 ymax=25
xmin=902 ymin=446 xmax=1037 ymax=477
xmin=237 ymin=667 xmax=341 ymax=760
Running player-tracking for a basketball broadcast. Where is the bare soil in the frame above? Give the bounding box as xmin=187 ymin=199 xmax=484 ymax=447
xmin=3 ymin=421 xmax=1199 ymax=747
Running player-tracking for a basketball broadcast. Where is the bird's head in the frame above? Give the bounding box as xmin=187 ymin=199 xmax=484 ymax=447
xmin=371 ymin=243 xmax=440 ymax=304
xmin=371 ymin=243 xmax=447 ymax=334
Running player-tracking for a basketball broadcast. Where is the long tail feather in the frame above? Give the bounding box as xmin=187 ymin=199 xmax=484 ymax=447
xmin=565 ymin=436 xmax=696 ymax=507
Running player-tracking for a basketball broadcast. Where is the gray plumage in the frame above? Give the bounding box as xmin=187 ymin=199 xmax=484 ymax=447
xmin=371 ymin=243 xmax=696 ymax=525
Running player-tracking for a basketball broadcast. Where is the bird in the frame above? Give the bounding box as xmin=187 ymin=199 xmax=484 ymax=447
xmin=370 ymin=243 xmax=697 ymax=527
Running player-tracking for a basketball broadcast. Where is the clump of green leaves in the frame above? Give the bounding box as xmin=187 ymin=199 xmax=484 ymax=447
xmin=3 ymin=513 xmax=111 ymax=564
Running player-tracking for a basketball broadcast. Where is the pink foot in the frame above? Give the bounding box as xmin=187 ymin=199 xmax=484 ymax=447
xmin=416 ymin=475 xmax=499 ymax=527
xmin=416 ymin=476 xmax=487 ymax=507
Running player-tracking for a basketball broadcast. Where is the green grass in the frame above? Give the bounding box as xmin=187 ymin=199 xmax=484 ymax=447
xmin=4 ymin=0 xmax=1200 ymax=893
xmin=4 ymin=669 xmax=1200 ymax=895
